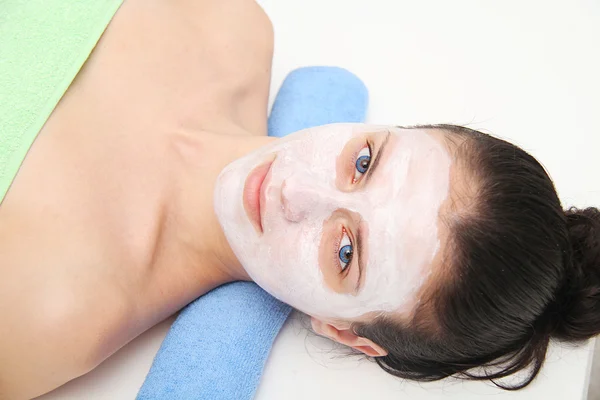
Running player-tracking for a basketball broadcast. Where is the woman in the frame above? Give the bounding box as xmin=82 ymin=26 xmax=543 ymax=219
xmin=0 ymin=0 xmax=598 ymax=398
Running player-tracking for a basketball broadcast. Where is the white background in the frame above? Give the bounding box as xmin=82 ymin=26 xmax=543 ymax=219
xmin=38 ymin=0 xmax=600 ymax=399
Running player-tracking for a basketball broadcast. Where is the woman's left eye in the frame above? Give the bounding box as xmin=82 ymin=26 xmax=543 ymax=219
xmin=353 ymin=145 xmax=371 ymax=182
xmin=338 ymin=229 xmax=353 ymax=273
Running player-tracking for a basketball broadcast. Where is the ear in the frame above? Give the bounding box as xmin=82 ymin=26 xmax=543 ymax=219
xmin=310 ymin=317 xmax=388 ymax=357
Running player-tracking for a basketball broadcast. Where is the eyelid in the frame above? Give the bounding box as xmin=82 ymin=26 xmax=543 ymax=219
xmin=363 ymin=131 xmax=392 ymax=185
xmin=351 ymin=139 xmax=373 ymax=184
xmin=333 ymin=226 xmax=354 ymax=277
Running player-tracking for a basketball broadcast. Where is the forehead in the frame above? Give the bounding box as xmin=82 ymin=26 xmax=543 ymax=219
xmin=364 ymin=127 xmax=452 ymax=242
xmin=357 ymin=127 xmax=453 ymax=313
xmin=364 ymin=127 xmax=452 ymax=199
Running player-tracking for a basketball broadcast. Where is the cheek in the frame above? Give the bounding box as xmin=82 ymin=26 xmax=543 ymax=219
xmin=293 ymin=128 xmax=356 ymax=170
xmin=261 ymin=220 xmax=323 ymax=273
xmin=260 ymin=231 xmax=330 ymax=312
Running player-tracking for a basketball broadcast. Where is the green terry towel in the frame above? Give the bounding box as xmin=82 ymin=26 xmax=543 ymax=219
xmin=0 ymin=0 xmax=123 ymax=203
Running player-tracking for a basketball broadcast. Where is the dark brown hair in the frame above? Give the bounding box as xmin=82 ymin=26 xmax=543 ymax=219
xmin=353 ymin=124 xmax=600 ymax=390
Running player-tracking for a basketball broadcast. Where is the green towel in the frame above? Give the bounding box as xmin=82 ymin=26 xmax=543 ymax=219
xmin=0 ymin=0 xmax=123 ymax=203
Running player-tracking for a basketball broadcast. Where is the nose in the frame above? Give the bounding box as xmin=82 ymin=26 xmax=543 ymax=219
xmin=280 ymin=174 xmax=341 ymax=222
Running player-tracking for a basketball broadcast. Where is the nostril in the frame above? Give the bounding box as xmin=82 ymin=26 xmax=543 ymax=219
xmin=284 ymin=204 xmax=303 ymax=222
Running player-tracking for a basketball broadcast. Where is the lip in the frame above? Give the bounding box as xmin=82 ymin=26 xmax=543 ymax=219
xmin=243 ymin=156 xmax=275 ymax=234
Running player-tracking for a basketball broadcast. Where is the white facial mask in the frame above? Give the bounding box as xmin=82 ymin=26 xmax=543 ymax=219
xmin=214 ymin=124 xmax=451 ymax=320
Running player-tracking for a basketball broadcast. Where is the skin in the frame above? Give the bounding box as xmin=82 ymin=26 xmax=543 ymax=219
xmin=0 ymin=0 xmax=275 ymax=398
xmin=0 ymin=1 xmax=455 ymax=398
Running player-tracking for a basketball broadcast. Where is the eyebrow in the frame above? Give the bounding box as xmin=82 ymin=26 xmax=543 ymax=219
xmin=356 ymin=223 xmax=365 ymax=293
xmin=364 ymin=130 xmax=392 ymax=184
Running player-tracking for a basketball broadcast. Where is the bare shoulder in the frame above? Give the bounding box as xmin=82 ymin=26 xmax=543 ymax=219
xmin=115 ymin=0 xmax=274 ymax=69
xmin=0 ymin=249 xmax=133 ymax=399
xmin=101 ymin=0 xmax=274 ymax=134
xmin=0 ymin=143 xmax=139 ymax=399
xmin=0 ymin=129 xmax=154 ymax=398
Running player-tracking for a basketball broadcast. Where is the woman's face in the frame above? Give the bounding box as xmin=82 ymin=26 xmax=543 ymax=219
xmin=214 ymin=124 xmax=452 ymax=320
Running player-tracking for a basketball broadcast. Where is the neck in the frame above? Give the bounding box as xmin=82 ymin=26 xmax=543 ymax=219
xmin=159 ymin=130 xmax=276 ymax=295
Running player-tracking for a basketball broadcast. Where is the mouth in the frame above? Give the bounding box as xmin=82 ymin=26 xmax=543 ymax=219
xmin=243 ymin=156 xmax=275 ymax=234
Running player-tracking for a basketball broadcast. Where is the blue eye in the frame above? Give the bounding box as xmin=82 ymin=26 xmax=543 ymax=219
xmin=354 ymin=146 xmax=371 ymax=181
xmin=338 ymin=230 xmax=353 ymax=272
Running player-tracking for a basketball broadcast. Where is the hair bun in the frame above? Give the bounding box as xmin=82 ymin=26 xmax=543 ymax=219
xmin=551 ymin=207 xmax=600 ymax=341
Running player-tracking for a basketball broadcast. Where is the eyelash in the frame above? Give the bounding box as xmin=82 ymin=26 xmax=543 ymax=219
xmin=334 ymin=227 xmax=354 ymax=275
xmin=352 ymin=141 xmax=373 ymax=184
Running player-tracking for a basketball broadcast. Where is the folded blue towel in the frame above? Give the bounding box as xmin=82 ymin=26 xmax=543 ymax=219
xmin=137 ymin=66 xmax=369 ymax=400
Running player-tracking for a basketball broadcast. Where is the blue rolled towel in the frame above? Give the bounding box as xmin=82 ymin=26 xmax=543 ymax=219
xmin=137 ymin=66 xmax=369 ymax=400
xmin=268 ymin=66 xmax=368 ymax=137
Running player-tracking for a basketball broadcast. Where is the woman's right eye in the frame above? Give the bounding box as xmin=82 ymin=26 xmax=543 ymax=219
xmin=338 ymin=228 xmax=353 ymax=273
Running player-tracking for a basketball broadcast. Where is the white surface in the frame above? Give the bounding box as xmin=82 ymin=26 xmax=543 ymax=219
xmin=36 ymin=313 xmax=596 ymax=400
xmin=590 ymin=341 xmax=600 ymax=400
xmin=37 ymin=0 xmax=600 ymax=399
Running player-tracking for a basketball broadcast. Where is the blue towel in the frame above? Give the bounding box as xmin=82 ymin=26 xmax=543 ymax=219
xmin=268 ymin=66 xmax=368 ymax=138
xmin=137 ymin=66 xmax=369 ymax=400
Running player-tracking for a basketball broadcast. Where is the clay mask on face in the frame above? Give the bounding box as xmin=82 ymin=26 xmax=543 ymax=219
xmin=214 ymin=124 xmax=452 ymax=320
